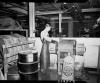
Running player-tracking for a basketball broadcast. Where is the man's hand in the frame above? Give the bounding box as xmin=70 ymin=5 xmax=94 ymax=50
xmin=51 ymin=40 xmax=57 ymax=43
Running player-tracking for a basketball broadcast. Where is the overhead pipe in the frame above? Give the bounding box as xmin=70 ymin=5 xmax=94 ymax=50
xmin=6 ymin=2 xmax=27 ymax=11
xmin=0 ymin=7 xmax=26 ymax=16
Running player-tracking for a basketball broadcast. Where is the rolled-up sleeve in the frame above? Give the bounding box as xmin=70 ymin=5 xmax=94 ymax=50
xmin=41 ymin=31 xmax=52 ymax=42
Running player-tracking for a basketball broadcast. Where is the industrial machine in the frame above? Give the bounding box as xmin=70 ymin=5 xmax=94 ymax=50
xmin=57 ymin=38 xmax=86 ymax=82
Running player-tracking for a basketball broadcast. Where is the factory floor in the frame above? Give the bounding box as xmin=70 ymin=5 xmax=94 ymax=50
xmin=7 ymin=65 xmax=100 ymax=83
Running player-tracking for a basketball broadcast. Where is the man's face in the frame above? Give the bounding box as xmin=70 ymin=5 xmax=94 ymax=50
xmin=97 ymin=17 xmax=100 ymax=24
xmin=46 ymin=24 xmax=51 ymax=31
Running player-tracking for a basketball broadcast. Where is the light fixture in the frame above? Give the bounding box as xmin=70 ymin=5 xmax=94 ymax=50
xmin=63 ymin=2 xmax=67 ymax=5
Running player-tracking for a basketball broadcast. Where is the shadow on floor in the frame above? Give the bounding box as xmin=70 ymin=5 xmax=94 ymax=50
xmin=7 ymin=65 xmax=100 ymax=83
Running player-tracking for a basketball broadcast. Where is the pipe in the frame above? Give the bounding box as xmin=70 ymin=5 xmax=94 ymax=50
xmin=59 ymin=13 xmax=62 ymax=37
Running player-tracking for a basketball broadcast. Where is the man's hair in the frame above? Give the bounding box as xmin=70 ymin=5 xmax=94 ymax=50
xmin=97 ymin=17 xmax=100 ymax=24
xmin=45 ymin=23 xmax=51 ymax=27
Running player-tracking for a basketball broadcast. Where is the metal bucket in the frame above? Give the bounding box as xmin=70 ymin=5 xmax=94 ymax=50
xmin=18 ymin=50 xmax=38 ymax=80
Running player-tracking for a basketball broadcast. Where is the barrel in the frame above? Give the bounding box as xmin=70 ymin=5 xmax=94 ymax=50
xmin=18 ymin=69 xmax=39 ymax=80
xmin=18 ymin=50 xmax=38 ymax=80
xmin=18 ymin=50 xmax=38 ymax=63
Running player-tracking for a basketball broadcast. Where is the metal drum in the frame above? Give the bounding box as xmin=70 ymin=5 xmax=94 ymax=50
xmin=18 ymin=70 xmax=39 ymax=80
xmin=18 ymin=50 xmax=38 ymax=80
xmin=18 ymin=50 xmax=38 ymax=63
xmin=17 ymin=61 xmax=38 ymax=73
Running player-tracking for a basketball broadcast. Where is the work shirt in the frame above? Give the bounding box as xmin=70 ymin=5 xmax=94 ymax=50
xmin=41 ymin=30 xmax=52 ymax=42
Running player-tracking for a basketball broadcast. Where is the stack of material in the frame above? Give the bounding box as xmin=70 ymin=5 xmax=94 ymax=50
xmin=0 ymin=34 xmax=31 ymax=69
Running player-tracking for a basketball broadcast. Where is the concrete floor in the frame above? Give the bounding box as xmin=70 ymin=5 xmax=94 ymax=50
xmin=7 ymin=65 xmax=100 ymax=83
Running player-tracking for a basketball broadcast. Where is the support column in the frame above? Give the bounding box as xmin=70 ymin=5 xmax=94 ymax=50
xmin=68 ymin=20 xmax=73 ymax=37
xmin=59 ymin=13 xmax=62 ymax=37
xmin=97 ymin=46 xmax=100 ymax=83
xmin=29 ymin=2 xmax=35 ymax=37
xmin=50 ymin=19 xmax=55 ymax=37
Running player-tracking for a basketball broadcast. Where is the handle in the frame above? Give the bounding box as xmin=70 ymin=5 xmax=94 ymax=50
xmin=84 ymin=47 xmax=86 ymax=53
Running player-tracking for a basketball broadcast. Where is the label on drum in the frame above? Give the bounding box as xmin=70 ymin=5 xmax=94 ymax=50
xmin=27 ymin=53 xmax=34 ymax=62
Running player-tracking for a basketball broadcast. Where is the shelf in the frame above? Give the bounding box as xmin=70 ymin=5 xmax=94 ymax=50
xmin=3 ymin=41 xmax=34 ymax=48
xmin=0 ymin=29 xmax=26 ymax=31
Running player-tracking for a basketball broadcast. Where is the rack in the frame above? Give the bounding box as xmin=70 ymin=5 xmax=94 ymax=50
xmin=2 ymin=41 xmax=35 ymax=80
xmin=0 ymin=29 xmax=34 ymax=80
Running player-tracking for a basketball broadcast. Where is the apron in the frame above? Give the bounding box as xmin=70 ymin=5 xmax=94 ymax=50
xmin=40 ymin=39 xmax=50 ymax=73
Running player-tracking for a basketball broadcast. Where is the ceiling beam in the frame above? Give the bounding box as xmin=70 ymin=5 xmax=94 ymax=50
xmin=0 ymin=8 xmax=18 ymax=15
xmin=51 ymin=3 xmax=61 ymax=11
xmin=0 ymin=7 xmax=26 ymax=16
xmin=35 ymin=10 xmax=63 ymax=15
xmin=6 ymin=2 xmax=27 ymax=11
xmin=36 ymin=16 xmax=50 ymax=20
xmin=0 ymin=10 xmax=15 ymax=16
xmin=36 ymin=8 xmax=100 ymax=16
xmin=9 ymin=7 xmax=28 ymax=15
xmin=82 ymin=8 xmax=100 ymax=12
xmin=51 ymin=16 xmax=72 ymax=20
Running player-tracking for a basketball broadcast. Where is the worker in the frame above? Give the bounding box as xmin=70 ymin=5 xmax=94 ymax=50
xmin=93 ymin=17 xmax=100 ymax=29
xmin=97 ymin=17 xmax=100 ymax=24
xmin=40 ymin=23 xmax=57 ymax=74
xmin=0 ymin=68 xmax=4 ymax=80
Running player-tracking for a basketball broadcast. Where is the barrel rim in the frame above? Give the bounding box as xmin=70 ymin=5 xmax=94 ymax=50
xmin=18 ymin=50 xmax=38 ymax=54
xmin=18 ymin=69 xmax=39 ymax=74
xmin=17 ymin=61 xmax=39 ymax=64
xmin=18 ymin=52 xmax=38 ymax=56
